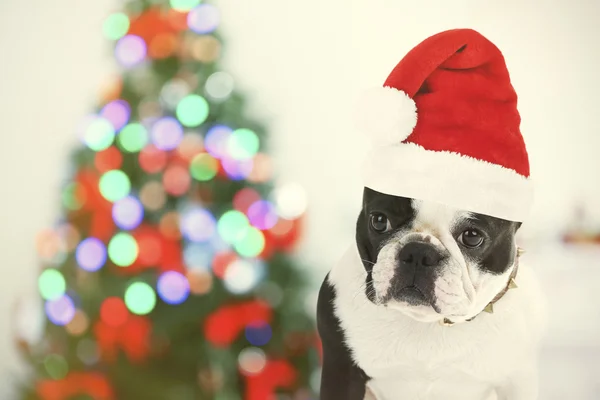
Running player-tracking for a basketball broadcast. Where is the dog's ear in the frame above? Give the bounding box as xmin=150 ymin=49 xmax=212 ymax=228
xmin=355 ymin=205 xmax=375 ymax=272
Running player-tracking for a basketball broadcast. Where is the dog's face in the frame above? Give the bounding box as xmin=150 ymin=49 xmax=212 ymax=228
xmin=356 ymin=188 xmax=521 ymax=323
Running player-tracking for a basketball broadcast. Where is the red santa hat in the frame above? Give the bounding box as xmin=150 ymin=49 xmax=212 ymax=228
xmin=356 ymin=28 xmax=533 ymax=222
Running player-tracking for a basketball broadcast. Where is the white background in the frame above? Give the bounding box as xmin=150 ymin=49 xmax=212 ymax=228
xmin=1 ymin=0 xmax=599 ymax=398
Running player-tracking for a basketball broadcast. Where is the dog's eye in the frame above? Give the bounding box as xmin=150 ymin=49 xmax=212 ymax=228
xmin=370 ymin=213 xmax=391 ymax=233
xmin=459 ymin=229 xmax=484 ymax=248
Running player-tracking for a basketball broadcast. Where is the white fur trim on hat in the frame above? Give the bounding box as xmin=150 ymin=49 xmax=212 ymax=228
xmin=354 ymin=86 xmax=417 ymax=146
xmin=363 ymin=143 xmax=534 ymax=222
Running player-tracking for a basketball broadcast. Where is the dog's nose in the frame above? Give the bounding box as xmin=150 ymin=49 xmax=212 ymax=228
xmin=398 ymin=242 xmax=442 ymax=268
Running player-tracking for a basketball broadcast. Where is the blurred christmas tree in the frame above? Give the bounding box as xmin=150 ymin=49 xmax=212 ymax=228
xmin=14 ymin=1 xmax=320 ymax=399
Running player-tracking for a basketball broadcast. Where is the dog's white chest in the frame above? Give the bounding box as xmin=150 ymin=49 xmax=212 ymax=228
xmin=366 ymin=364 xmax=499 ymax=400
xmin=330 ymin=246 xmax=545 ymax=400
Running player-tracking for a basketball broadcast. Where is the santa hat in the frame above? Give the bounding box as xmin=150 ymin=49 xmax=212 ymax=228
xmin=356 ymin=28 xmax=532 ymax=222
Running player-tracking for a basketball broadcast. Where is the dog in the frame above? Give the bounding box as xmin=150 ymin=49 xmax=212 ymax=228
xmin=317 ymin=187 xmax=547 ymax=400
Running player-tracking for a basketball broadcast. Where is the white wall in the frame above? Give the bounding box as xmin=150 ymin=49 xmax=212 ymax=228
xmin=1 ymin=0 xmax=599 ymax=397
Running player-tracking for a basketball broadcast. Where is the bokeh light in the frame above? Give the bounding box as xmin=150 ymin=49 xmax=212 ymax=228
xmin=188 ymin=4 xmax=220 ymax=34
xmin=65 ymin=310 xmax=89 ymax=336
xmin=148 ymin=33 xmax=178 ymax=59
xmin=217 ymin=210 xmax=249 ymax=244
xmin=160 ymin=78 xmax=191 ymax=110
xmin=99 ymin=170 xmax=131 ymax=202
xmin=238 ymin=347 xmax=267 ymax=376
xmin=247 ymin=200 xmax=278 ymax=230
xmin=83 ymin=117 xmax=115 ymax=151
xmin=212 ymin=251 xmax=237 ymax=279
xmin=183 ymin=242 xmax=213 ymax=270
xmin=100 ymin=100 xmax=130 ymax=131
xmin=205 ymin=71 xmax=234 ymax=101
xmin=163 ymin=165 xmax=191 ymax=196
xmin=221 ymin=156 xmax=253 ymax=181
xmin=45 ymin=294 xmax=76 ymax=326
xmin=248 ymin=153 xmax=273 ymax=183
xmin=56 ymin=224 xmax=80 ymax=252
xmin=77 ymin=339 xmax=99 ymax=366
xmin=177 ymin=133 xmax=204 ymax=161
xmin=44 ymin=354 xmax=69 ymax=380
xmin=94 ymin=146 xmax=123 ymax=172
xmin=38 ymin=269 xmax=66 ymax=300
xmin=245 ymin=321 xmax=272 ymax=346
xmin=75 ymin=238 xmax=107 ymax=272
xmin=151 ymin=117 xmax=184 ymax=151
xmin=187 ymin=270 xmax=213 ymax=295
xmin=118 ymin=123 xmax=149 ymax=152
xmin=112 ymin=196 xmax=144 ymax=230
xmin=139 ymin=180 xmax=167 ymax=211
xmin=181 ymin=207 xmax=216 ymax=242
xmin=233 ymin=228 xmax=265 ymax=258
xmin=108 ymin=233 xmax=138 ymax=267
xmin=273 ymin=183 xmax=308 ymax=219
xmin=190 ymin=35 xmax=221 ymax=63
xmin=62 ymin=182 xmax=83 ymax=211
xmin=100 ymin=297 xmax=129 ymax=327
xmin=204 ymin=125 xmax=232 ymax=159
xmin=157 ymin=271 xmax=190 ymax=305
xmin=256 ymin=282 xmax=284 ymax=308
xmin=176 ymin=95 xmax=209 ymax=127
xmin=223 ymin=259 xmax=264 ymax=294
xmin=190 ymin=153 xmax=218 ymax=181
xmin=36 ymin=230 xmax=68 ymax=266
xmin=115 ymin=35 xmax=147 ymax=68
xmin=228 ymin=129 xmax=259 ymax=160
xmin=233 ymin=188 xmax=261 ymax=214
xmin=170 ymin=0 xmax=201 ymax=12
xmin=139 ymin=145 xmax=168 ymax=173
xmin=103 ymin=13 xmax=130 ymax=41
xmin=125 ymin=282 xmax=156 ymax=315
xmin=159 ymin=211 xmax=181 ymax=240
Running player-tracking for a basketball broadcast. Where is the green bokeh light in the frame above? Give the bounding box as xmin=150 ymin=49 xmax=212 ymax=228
xmin=62 ymin=183 xmax=83 ymax=211
xmin=229 ymin=129 xmax=259 ymax=160
xmin=234 ymin=227 xmax=266 ymax=258
xmin=176 ymin=95 xmax=209 ymax=127
xmin=170 ymin=0 xmax=201 ymax=12
xmin=217 ymin=210 xmax=250 ymax=244
xmin=44 ymin=354 xmax=69 ymax=380
xmin=108 ymin=233 xmax=138 ymax=267
xmin=38 ymin=269 xmax=66 ymax=301
xmin=118 ymin=123 xmax=148 ymax=152
xmin=102 ymin=13 xmax=130 ymax=41
xmin=99 ymin=170 xmax=131 ymax=202
xmin=190 ymin=153 xmax=218 ymax=181
xmin=125 ymin=282 xmax=156 ymax=315
xmin=84 ymin=118 xmax=115 ymax=151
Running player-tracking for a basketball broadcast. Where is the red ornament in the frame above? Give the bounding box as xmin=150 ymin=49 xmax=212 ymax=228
xmin=100 ymin=297 xmax=129 ymax=328
xmin=204 ymin=300 xmax=272 ymax=347
xmin=94 ymin=147 xmax=123 ymax=173
xmin=115 ymin=224 xmax=184 ymax=276
xmin=94 ymin=315 xmax=152 ymax=364
xmin=128 ymin=8 xmax=179 ymax=44
xmin=244 ymin=360 xmax=296 ymax=400
xmin=36 ymin=372 xmax=114 ymax=400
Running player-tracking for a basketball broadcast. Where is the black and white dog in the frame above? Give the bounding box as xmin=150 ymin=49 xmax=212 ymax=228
xmin=317 ymin=188 xmax=546 ymax=400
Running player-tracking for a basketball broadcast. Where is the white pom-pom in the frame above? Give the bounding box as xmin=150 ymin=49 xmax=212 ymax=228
xmin=354 ymin=86 xmax=417 ymax=146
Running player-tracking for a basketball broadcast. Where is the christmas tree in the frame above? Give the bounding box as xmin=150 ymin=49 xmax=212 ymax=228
xmin=15 ymin=1 xmax=320 ymax=399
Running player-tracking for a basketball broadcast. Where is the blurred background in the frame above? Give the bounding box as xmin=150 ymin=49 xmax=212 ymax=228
xmin=1 ymin=0 xmax=599 ymax=399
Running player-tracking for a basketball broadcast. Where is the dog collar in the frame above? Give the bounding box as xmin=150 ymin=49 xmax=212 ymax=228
xmin=439 ymin=247 xmax=523 ymax=327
